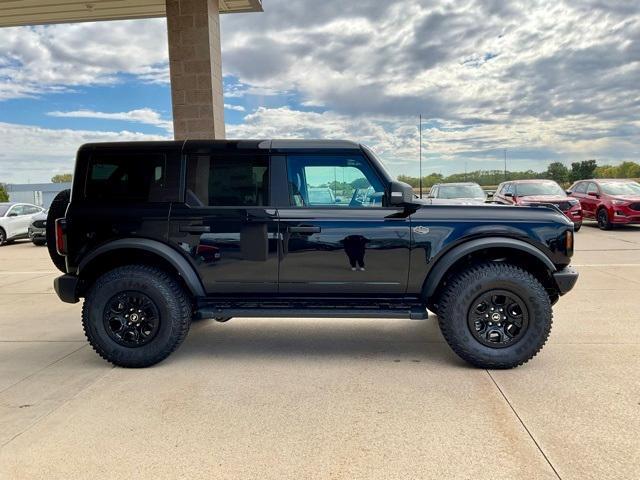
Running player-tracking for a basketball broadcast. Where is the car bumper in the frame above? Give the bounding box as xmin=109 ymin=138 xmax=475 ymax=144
xmin=553 ymin=266 xmax=579 ymax=295
xmin=28 ymin=227 xmax=46 ymax=239
xmin=54 ymin=274 xmax=79 ymax=304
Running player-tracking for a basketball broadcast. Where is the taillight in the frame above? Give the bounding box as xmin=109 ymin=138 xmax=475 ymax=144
xmin=55 ymin=218 xmax=67 ymax=256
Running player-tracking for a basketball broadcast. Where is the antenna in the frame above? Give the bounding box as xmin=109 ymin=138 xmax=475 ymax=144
xmin=503 ymin=149 xmax=507 ymax=181
xmin=419 ymin=114 xmax=423 ymax=198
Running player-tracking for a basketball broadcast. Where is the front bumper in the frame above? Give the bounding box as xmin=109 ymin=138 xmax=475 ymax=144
xmin=553 ymin=266 xmax=579 ymax=295
xmin=54 ymin=274 xmax=79 ymax=304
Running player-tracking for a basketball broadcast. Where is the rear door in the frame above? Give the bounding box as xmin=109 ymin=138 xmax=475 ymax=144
xmin=169 ymin=144 xmax=279 ymax=294
xmin=276 ymin=152 xmax=411 ymax=295
xmin=583 ymin=182 xmax=600 ymax=218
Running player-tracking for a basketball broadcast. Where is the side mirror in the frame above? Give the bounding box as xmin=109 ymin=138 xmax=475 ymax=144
xmin=8 ymin=212 xmax=18 ymax=217
xmin=565 ymin=190 xmax=572 ymax=195
xmin=504 ymin=192 xmax=514 ymax=198
xmin=388 ymin=180 xmax=414 ymax=206
xmin=588 ymin=191 xmax=599 ymax=198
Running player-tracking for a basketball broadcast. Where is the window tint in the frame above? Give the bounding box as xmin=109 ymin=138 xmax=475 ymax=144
xmin=573 ymin=182 xmax=587 ymax=194
xmin=186 ymin=154 xmax=269 ymax=207
xmin=587 ymin=183 xmax=598 ymax=194
xmin=10 ymin=205 xmax=25 ymax=216
xmin=287 ymin=155 xmax=385 ymax=208
xmin=85 ymin=153 xmax=170 ymax=202
xmin=24 ymin=205 xmax=40 ymax=214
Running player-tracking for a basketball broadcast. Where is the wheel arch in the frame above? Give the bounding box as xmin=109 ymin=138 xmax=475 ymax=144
xmin=77 ymin=238 xmax=205 ymax=298
xmin=423 ymin=237 xmax=558 ymax=309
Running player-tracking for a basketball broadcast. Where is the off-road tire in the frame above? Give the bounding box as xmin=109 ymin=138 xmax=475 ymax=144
xmin=597 ymin=208 xmax=612 ymax=230
xmin=0 ymin=227 xmax=6 ymax=246
xmin=437 ymin=262 xmax=552 ymax=369
xmin=46 ymin=189 xmax=71 ymax=272
xmin=82 ymin=265 xmax=192 ymax=368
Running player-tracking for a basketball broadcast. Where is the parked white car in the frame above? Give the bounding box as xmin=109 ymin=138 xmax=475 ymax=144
xmin=0 ymin=203 xmax=45 ymax=246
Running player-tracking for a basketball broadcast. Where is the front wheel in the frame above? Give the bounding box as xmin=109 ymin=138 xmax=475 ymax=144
xmin=0 ymin=228 xmax=6 ymax=246
xmin=437 ymin=262 xmax=552 ymax=369
xmin=32 ymin=239 xmax=46 ymax=246
xmin=82 ymin=265 xmax=192 ymax=367
xmin=597 ymin=208 xmax=612 ymax=230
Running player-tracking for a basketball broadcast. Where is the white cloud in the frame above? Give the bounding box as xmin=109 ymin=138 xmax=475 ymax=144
xmin=0 ymin=19 xmax=168 ymax=100
xmin=0 ymin=122 xmax=167 ymax=183
xmin=223 ymin=104 xmax=246 ymax=112
xmin=47 ymin=108 xmax=173 ymax=132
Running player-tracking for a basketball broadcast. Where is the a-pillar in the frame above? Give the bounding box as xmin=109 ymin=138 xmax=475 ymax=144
xmin=166 ymin=0 xmax=225 ymax=139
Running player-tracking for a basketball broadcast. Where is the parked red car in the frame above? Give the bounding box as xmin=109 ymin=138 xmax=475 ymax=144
xmin=494 ymin=179 xmax=583 ymax=231
xmin=568 ymin=179 xmax=640 ymax=230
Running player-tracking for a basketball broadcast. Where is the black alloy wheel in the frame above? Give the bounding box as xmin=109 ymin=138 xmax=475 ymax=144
xmin=597 ymin=208 xmax=611 ymax=230
xmin=467 ymin=290 xmax=529 ymax=348
xmin=103 ymin=291 xmax=160 ymax=347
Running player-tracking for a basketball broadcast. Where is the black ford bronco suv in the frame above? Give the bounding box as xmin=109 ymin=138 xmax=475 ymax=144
xmin=50 ymin=140 xmax=578 ymax=368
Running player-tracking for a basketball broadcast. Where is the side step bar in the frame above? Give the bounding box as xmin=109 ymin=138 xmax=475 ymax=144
xmin=196 ymin=307 xmax=428 ymax=321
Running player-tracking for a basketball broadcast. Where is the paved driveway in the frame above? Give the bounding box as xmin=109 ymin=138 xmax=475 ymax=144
xmin=1 ymin=223 xmax=639 ymax=479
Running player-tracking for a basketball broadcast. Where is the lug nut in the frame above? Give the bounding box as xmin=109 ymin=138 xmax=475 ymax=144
xmin=489 ymin=322 xmax=493 ymax=326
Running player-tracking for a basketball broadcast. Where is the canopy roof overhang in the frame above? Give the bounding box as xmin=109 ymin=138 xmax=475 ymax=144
xmin=0 ymin=0 xmax=262 ymax=27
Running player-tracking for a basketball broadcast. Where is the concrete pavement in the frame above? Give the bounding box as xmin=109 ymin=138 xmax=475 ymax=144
xmin=1 ymin=222 xmax=639 ymax=479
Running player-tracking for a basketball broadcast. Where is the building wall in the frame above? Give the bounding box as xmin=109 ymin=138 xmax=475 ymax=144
xmin=7 ymin=183 xmax=71 ymax=209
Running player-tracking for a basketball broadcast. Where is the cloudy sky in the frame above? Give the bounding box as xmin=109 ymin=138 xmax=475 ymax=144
xmin=0 ymin=0 xmax=639 ymax=183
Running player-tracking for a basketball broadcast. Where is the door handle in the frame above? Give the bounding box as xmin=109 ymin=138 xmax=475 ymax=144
xmin=288 ymin=225 xmax=321 ymax=234
xmin=180 ymin=225 xmax=210 ymax=233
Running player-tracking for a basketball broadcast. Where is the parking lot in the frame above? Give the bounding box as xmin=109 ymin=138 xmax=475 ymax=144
xmin=0 ymin=222 xmax=638 ymax=479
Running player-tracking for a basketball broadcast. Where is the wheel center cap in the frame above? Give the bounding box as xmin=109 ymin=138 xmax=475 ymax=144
xmin=491 ymin=312 xmax=501 ymax=322
xmin=130 ymin=313 xmax=139 ymax=322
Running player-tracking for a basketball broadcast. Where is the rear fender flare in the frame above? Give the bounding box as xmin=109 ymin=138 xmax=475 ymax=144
xmin=78 ymin=238 xmax=205 ymax=297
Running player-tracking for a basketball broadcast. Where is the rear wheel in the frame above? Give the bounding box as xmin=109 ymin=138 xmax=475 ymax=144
xmin=437 ymin=262 xmax=552 ymax=369
xmin=0 ymin=228 xmax=6 ymax=246
xmin=597 ymin=208 xmax=612 ymax=230
xmin=82 ymin=265 xmax=192 ymax=367
xmin=46 ymin=189 xmax=71 ymax=272
xmin=574 ymin=224 xmax=581 ymax=232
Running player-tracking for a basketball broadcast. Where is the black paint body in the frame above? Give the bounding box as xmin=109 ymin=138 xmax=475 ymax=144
xmin=59 ymin=140 xmax=577 ymax=311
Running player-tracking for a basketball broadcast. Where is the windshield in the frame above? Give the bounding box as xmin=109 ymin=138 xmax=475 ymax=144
xmin=516 ymin=182 xmax=565 ymax=197
xmin=437 ymin=184 xmax=485 ymax=199
xmin=0 ymin=205 xmax=9 ymax=216
xmin=600 ymin=182 xmax=640 ymax=195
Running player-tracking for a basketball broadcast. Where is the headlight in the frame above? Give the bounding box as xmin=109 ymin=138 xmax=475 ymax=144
xmin=612 ymin=199 xmax=628 ymax=206
xmin=568 ymin=198 xmax=579 ymax=205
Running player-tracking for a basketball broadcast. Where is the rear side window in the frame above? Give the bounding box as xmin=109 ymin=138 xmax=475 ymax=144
xmin=573 ymin=182 xmax=587 ymax=194
xmin=186 ymin=154 xmax=269 ymax=207
xmin=85 ymin=153 xmax=171 ymax=202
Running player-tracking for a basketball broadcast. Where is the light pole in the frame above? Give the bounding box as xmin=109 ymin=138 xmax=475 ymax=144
xmin=419 ymin=114 xmax=423 ymax=198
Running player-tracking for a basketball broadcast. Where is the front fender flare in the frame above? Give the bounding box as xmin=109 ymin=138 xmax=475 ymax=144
xmin=422 ymin=237 xmax=556 ymax=300
xmin=78 ymin=238 xmax=205 ymax=297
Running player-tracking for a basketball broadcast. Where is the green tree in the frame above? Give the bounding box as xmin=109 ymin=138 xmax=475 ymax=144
xmin=51 ymin=173 xmax=73 ymax=183
xmin=545 ymin=162 xmax=569 ymax=183
xmin=570 ymin=160 xmax=598 ymax=182
xmin=0 ymin=183 xmax=8 ymax=202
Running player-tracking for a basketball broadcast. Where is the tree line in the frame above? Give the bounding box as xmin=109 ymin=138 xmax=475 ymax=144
xmin=398 ymin=160 xmax=640 ymax=188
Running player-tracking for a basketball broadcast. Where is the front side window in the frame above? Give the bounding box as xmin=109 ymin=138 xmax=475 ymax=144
xmin=85 ymin=153 xmax=169 ymax=202
xmin=9 ymin=205 xmax=25 ymax=216
xmin=186 ymin=154 xmax=269 ymax=207
xmin=586 ymin=183 xmax=599 ymax=195
xmin=287 ymin=155 xmax=385 ymax=208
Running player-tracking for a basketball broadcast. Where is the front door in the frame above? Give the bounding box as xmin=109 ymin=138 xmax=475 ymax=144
xmin=169 ymin=147 xmax=279 ymax=295
xmin=276 ymin=153 xmax=411 ymax=295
